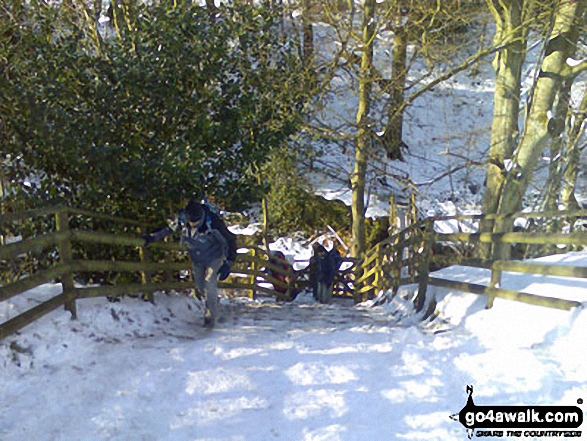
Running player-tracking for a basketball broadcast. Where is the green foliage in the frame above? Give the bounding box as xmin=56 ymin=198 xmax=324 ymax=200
xmin=1 ymin=1 xmax=311 ymax=220
xmin=263 ymin=147 xmax=350 ymax=235
xmin=264 ymin=148 xmax=309 ymax=233
xmin=365 ymin=216 xmax=390 ymax=250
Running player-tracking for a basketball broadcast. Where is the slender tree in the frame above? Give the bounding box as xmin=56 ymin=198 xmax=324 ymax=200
xmin=560 ymin=91 xmax=587 ymax=210
xmin=301 ymin=0 xmax=314 ymax=69
xmin=482 ymin=0 xmax=530 ymax=216
xmin=351 ymin=0 xmax=376 ymax=260
xmin=492 ymin=0 xmax=587 ymax=258
xmin=379 ymin=0 xmax=476 ymax=161
xmin=381 ymin=4 xmax=409 ymax=161
xmin=479 ymin=0 xmax=530 ymax=257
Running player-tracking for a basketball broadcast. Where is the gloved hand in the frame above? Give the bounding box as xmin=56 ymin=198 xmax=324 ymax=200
xmin=141 ymin=234 xmax=155 ymax=247
xmin=218 ymin=260 xmax=232 ymax=281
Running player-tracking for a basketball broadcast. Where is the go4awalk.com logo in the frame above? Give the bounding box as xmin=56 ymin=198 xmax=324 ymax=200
xmin=450 ymin=386 xmax=584 ymax=439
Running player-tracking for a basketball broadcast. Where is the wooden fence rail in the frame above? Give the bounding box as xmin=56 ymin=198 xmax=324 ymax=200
xmin=3 ymin=206 xmax=587 ymax=339
xmin=0 ymin=207 xmax=313 ymax=339
xmin=356 ymin=210 xmax=587 ymax=315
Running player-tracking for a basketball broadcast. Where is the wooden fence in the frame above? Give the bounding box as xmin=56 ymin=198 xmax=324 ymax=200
xmin=0 ymin=206 xmax=318 ymax=339
xmin=356 ymin=209 xmax=587 ymax=316
xmin=2 ymin=206 xmax=587 ymax=339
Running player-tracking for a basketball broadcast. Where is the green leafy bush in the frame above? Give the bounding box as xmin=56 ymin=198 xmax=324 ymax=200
xmin=1 ymin=2 xmax=312 ymax=220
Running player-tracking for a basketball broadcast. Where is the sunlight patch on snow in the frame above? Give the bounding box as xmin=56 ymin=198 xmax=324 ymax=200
xmin=194 ymin=437 xmax=245 ymax=441
xmin=212 ymin=346 xmax=267 ymax=360
xmin=285 ymin=362 xmax=358 ymax=386
xmin=395 ymin=350 xmax=429 ymax=376
xmin=396 ymin=427 xmax=458 ymax=440
xmin=302 ymin=424 xmax=347 ymax=441
xmin=212 ymin=341 xmax=295 ymax=361
xmin=463 ymin=301 xmax=571 ymax=349
xmin=91 ymin=404 xmax=125 ymax=437
xmin=283 ymin=389 xmax=347 ymax=420
xmin=170 ymin=396 xmax=268 ymax=428
xmin=429 ymin=335 xmax=462 ymax=350
xmin=229 ymin=224 xmax=260 ymax=236
xmin=404 ymin=411 xmax=452 ymax=429
xmin=1 ymin=302 xmax=15 ymax=321
xmin=566 ymin=57 xmax=585 ymax=67
xmin=168 ymin=347 xmax=185 ymax=362
xmin=186 ymin=368 xmax=254 ymax=395
xmin=454 ymin=349 xmax=547 ymax=395
xmin=381 ymin=377 xmax=443 ymax=403
xmin=297 ymin=342 xmax=393 ymax=355
xmin=347 ymin=324 xmax=395 ymax=334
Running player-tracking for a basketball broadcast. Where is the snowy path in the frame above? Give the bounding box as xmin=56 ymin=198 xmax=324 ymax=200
xmin=0 ymin=291 xmax=449 ymax=441
xmin=2 ymin=284 xmax=586 ymax=441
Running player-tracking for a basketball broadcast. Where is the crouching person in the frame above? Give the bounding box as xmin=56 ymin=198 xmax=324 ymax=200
xmin=142 ymin=197 xmax=237 ymax=328
xmin=268 ymin=251 xmax=301 ymax=301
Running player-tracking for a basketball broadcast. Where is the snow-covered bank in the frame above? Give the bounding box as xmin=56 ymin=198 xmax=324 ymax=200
xmin=2 ymin=252 xmax=587 ymax=441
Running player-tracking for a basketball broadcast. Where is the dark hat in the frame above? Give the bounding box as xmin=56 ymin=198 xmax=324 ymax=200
xmin=185 ymin=199 xmax=204 ymax=222
xmin=315 ymin=244 xmax=327 ymax=254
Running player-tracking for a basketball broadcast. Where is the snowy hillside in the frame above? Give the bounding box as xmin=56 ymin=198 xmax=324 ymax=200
xmin=307 ymin=20 xmax=587 ymax=219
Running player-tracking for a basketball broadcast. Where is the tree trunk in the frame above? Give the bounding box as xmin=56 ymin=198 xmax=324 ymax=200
xmin=493 ymin=0 xmax=586 ymax=259
xmin=381 ymin=17 xmax=408 ymax=161
xmin=351 ymin=0 xmax=376 ymax=260
xmin=542 ymin=77 xmax=572 ymax=254
xmin=543 ymin=76 xmax=572 ymax=209
xmin=479 ymin=0 xmax=528 ymax=258
xmin=302 ymin=0 xmax=314 ymax=68
xmin=0 ymin=166 xmax=6 ymax=246
xmin=561 ymin=90 xmax=587 ymax=210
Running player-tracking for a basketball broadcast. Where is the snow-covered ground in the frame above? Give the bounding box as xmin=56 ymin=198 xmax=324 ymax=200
xmin=4 ymin=5 xmax=587 ymax=441
xmin=2 ymin=249 xmax=587 ymax=441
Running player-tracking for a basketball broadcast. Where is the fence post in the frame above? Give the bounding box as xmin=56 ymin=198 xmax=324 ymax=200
xmin=391 ymin=236 xmax=401 ymax=297
xmin=414 ymin=218 xmax=433 ymax=313
xmin=372 ymin=244 xmax=380 ymax=292
xmin=137 ymin=227 xmax=154 ymax=304
xmin=55 ymin=209 xmax=77 ymax=319
xmin=409 ymin=228 xmax=418 ymax=281
xmin=487 ymin=268 xmax=501 ymax=309
xmin=487 ymin=213 xmax=508 ymax=309
xmin=353 ymin=259 xmax=364 ymax=304
xmin=250 ymin=248 xmax=257 ymax=299
xmin=389 ymin=193 xmax=398 ymax=237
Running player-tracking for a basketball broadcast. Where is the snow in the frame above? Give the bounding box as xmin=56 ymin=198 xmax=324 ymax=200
xmin=4 ymin=6 xmax=587 ymax=441
xmin=2 ymin=248 xmax=587 ymax=441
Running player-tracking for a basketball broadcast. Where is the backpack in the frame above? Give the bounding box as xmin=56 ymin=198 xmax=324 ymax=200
xmin=183 ymin=213 xmax=227 ymax=266
xmin=201 ymin=197 xmax=222 ymax=217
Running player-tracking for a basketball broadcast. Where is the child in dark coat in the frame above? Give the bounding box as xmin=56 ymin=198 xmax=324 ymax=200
xmin=315 ymin=245 xmax=335 ymax=304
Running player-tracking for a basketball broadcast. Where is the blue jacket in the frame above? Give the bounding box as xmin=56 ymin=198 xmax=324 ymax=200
xmin=151 ymin=204 xmax=238 ymax=263
xmin=316 ymin=252 xmax=336 ymax=285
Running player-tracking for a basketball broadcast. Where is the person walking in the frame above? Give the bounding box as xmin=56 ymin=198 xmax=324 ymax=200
xmin=314 ymin=244 xmax=335 ymax=304
xmin=142 ymin=197 xmax=237 ymax=328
